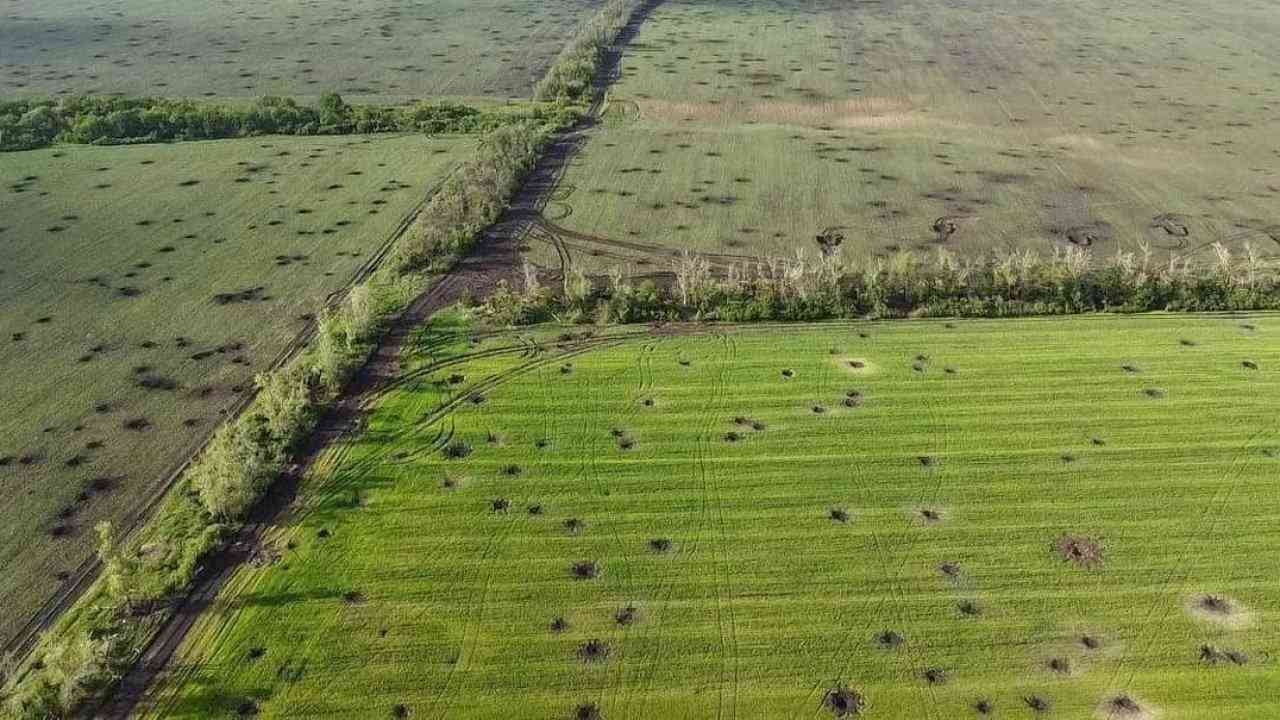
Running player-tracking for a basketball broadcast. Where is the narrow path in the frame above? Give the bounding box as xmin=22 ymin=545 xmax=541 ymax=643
xmin=95 ymin=3 xmax=665 ymax=717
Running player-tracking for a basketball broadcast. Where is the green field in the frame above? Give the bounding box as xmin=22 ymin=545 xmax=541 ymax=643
xmin=526 ymin=0 xmax=1280 ymax=273
xmin=0 ymin=134 xmax=471 ymax=648
xmin=143 ymin=313 xmax=1279 ymax=718
xmin=0 ymin=0 xmax=602 ymax=101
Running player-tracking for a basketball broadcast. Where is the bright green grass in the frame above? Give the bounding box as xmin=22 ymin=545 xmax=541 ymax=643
xmin=529 ymin=0 xmax=1280 ymax=272
xmin=0 ymin=134 xmax=470 ymax=647
xmin=147 ymin=313 xmax=1279 ymax=719
xmin=0 ymin=0 xmax=602 ymax=101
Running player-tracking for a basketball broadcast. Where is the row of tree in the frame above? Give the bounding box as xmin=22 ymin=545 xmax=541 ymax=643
xmin=0 ymin=93 xmax=576 ymax=151
xmin=489 ymin=243 xmax=1280 ymax=325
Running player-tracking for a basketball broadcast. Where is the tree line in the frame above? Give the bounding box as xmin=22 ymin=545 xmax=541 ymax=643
xmin=0 ymin=93 xmax=576 ymax=151
xmin=489 ymin=243 xmax=1280 ymax=325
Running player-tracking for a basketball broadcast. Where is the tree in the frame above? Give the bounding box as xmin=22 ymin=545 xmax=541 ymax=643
xmin=318 ymin=91 xmax=351 ymax=130
xmin=190 ymin=415 xmax=279 ymax=520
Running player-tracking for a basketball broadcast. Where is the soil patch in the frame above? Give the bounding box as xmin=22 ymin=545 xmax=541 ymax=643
xmin=875 ymin=630 xmax=904 ymax=649
xmin=570 ymin=560 xmax=600 ymax=580
xmin=836 ymin=357 xmax=874 ymax=374
xmin=1187 ymin=593 xmax=1252 ymax=628
xmin=1099 ymin=694 xmax=1158 ymax=719
xmin=1200 ymin=644 xmax=1249 ymax=665
xmin=1062 ymin=221 xmax=1113 ymax=247
xmin=614 ymin=604 xmax=640 ymax=626
xmin=824 ymin=685 xmax=866 ymax=717
xmin=578 ymin=639 xmax=610 ymax=662
xmin=1055 ymin=534 xmax=1104 ymax=568
xmin=648 ymin=537 xmax=673 ymax=553
xmin=1025 ymin=695 xmax=1052 ymax=713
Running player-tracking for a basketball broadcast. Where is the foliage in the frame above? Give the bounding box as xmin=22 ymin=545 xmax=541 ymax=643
xmin=0 ymin=95 xmax=575 ymax=152
xmin=534 ymin=0 xmax=650 ymax=104
xmin=390 ymin=120 xmax=557 ymax=272
xmin=495 ymin=245 xmax=1280 ymax=324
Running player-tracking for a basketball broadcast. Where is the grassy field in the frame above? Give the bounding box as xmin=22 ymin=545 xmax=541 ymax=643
xmin=526 ymin=0 xmax=1280 ymax=273
xmin=0 ymin=134 xmax=471 ymax=648
xmin=0 ymin=0 xmax=602 ymax=101
xmin=143 ymin=313 xmax=1279 ymax=719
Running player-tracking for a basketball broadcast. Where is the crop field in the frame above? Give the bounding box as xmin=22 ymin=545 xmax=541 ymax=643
xmin=143 ymin=313 xmax=1279 ymax=719
xmin=525 ymin=0 xmax=1280 ymax=274
xmin=0 ymin=0 xmax=603 ymax=101
xmin=0 ymin=134 xmax=470 ymax=648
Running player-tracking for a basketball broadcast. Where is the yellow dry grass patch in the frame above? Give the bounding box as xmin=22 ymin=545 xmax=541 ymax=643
xmin=636 ymin=95 xmax=970 ymax=130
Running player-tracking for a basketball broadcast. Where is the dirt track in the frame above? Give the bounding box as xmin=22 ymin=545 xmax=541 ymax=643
xmin=95 ymin=2 xmax=666 ymax=717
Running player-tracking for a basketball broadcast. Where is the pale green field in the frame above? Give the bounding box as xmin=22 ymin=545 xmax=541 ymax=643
xmin=0 ymin=0 xmax=602 ymax=101
xmin=529 ymin=0 xmax=1280 ymax=273
xmin=0 ymin=134 xmax=470 ymax=648
xmin=146 ymin=313 xmax=1280 ymax=719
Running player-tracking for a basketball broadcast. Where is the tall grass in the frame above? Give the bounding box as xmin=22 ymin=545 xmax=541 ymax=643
xmin=490 ymin=242 xmax=1280 ymax=325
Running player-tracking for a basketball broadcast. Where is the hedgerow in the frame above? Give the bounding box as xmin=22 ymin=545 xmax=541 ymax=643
xmin=0 ymin=93 xmax=576 ymax=152
xmin=486 ymin=244 xmax=1280 ymax=325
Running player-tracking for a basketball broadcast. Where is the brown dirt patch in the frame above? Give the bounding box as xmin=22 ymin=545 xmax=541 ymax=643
xmin=824 ymin=685 xmax=866 ymax=717
xmin=570 ymin=560 xmax=600 ymax=580
xmin=1200 ymin=643 xmax=1249 ymax=665
xmin=614 ymin=604 xmax=640 ymax=626
xmin=1060 ymin=221 xmax=1113 ymax=247
xmin=875 ymin=630 xmax=904 ymax=649
xmin=836 ymin=357 xmax=875 ymax=375
xmin=1055 ymin=534 xmax=1104 ymax=568
xmin=577 ymin=639 xmax=610 ymax=663
xmin=1187 ymin=593 xmax=1252 ymax=628
xmin=1097 ymin=694 xmax=1159 ymax=720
